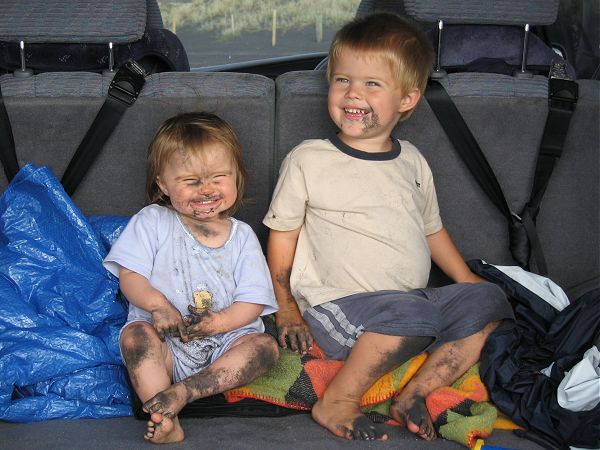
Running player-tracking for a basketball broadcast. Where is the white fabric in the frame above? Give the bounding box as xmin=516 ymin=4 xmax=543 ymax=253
xmin=557 ymin=346 xmax=600 ymax=412
xmin=489 ymin=262 xmax=570 ymax=311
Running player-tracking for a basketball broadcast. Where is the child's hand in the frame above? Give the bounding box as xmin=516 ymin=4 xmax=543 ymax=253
xmin=275 ymin=308 xmax=313 ymax=355
xmin=150 ymin=303 xmax=186 ymax=340
xmin=180 ymin=305 xmax=219 ymax=342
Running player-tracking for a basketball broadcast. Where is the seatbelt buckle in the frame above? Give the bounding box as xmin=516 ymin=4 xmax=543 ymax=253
xmin=548 ymin=61 xmax=578 ymax=112
xmin=108 ymin=60 xmax=147 ymax=106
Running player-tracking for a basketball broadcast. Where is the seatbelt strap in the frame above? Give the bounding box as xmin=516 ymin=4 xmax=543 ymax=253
xmin=0 ymin=83 xmax=20 ymax=182
xmin=425 ymin=69 xmax=577 ymax=275
xmin=424 ymin=79 xmax=533 ymax=270
xmin=61 ymin=60 xmax=146 ymax=196
xmin=424 ymin=80 xmax=511 ymax=218
xmin=520 ymin=62 xmax=578 ymax=227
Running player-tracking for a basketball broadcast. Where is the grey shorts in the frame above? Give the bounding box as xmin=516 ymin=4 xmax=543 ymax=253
xmin=303 ymin=282 xmax=514 ymax=360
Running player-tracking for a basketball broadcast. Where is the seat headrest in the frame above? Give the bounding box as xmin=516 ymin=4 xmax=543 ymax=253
xmin=0 ymin=0 xmax=147 ymax=44
xmin=404 ymin=0 xmax=559 ymax=26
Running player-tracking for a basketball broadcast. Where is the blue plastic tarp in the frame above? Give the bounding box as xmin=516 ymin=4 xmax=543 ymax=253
xmin=0 ymin=164 xmax=132 ymax=422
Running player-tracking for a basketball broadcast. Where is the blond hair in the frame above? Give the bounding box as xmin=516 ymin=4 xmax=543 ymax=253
xmin=327 ymin=12 xmax=435 ymax=120
xmin=146 ymin=112 xmax=247 ymax=216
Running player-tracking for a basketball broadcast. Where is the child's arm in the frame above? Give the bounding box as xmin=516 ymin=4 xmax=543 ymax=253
xmin=426 ymin=227 xmax=484 ymax=283
xmin=119 ymin=267 xmax=187 ymax=339
xmin=181 ymin=302 xmax=265 ymax=342
xmin=267 ymin=228 xmax=314 ymax=354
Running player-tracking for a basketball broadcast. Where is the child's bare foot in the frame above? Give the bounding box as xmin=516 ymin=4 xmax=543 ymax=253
xmin=143 ymin=384 xmax=188 ymax=418
xmin=144 ymin=412 xmax=184 ymax=444
xmin=311 ymin=397 xmax=389 ymax=441
xmin=142 ymin=385 xmax=188 ymax=443
xmin=389 ymin=393 xmax=436 ymax=440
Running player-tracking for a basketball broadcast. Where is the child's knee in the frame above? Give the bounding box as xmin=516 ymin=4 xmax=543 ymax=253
xmin=240 ymin=333 xmax=279 ymax=371
xmin=256 ymin=333 xmax=280 ymax=366
xmin=120 ymin=322 xmax=161 ymax=365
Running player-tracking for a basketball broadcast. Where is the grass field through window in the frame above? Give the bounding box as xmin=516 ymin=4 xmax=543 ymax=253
xmin=158 ymin=0 xmax=360 ymax=67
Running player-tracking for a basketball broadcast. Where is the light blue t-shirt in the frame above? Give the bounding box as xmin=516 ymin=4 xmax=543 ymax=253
xmin=103 ymin=204 xmax=277 ymax=381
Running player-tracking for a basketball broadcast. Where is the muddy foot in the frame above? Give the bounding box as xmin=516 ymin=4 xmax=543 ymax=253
xmin=311 ymin=398 xmax=389 ymax=441
xmin=390 ymin=393 xmax=436 ymax=440
xmin=144 ymin=412 xmax=185 ymax=444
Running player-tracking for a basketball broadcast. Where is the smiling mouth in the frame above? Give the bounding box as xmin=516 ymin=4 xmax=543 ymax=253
xmin=344 ymin=107 xmax=370 ymax=120
xmin=191 ymin=197 xmax=221 ymax=215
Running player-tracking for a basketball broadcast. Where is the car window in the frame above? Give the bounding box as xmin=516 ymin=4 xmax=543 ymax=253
xmin=158 ymin=0 xmax=361 ymax=70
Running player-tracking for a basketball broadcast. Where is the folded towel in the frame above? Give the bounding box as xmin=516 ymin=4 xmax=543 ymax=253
xmin=226 ymin=344 xmax=506 ymax=448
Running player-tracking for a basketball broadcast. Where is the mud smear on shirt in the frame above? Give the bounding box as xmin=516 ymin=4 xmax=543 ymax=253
xmin=192 ymin=223 xmax=218 ymax=238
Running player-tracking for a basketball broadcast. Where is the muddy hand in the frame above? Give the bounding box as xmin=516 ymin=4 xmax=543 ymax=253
xmin=275 ymin=309 xmax=313 ymax=355
xmin=150 ymin=303 xmax=186 ymax=341
xmin=180 ymin=305 xmax=217 ymax=342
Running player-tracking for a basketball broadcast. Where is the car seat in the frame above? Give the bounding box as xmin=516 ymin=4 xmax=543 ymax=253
xmin=0 ymin=0 xmax=189 ymax=76
xmin=352 ymin=0 xmax=575 ymax=78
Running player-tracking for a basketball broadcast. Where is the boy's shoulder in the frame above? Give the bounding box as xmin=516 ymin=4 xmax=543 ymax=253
xmin=286 ymin=138 xmax=337 ymax=160
xmin=396 ymin=138 xmax=424 ymax=158
xmin=396 ymin=139 xmax=431 ymax=166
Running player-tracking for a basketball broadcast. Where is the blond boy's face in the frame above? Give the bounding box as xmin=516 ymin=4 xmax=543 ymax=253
xmin=328 ymin=48 xmax=418 ymax=152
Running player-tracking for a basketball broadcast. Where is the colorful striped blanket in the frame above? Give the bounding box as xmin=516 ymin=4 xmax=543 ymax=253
xmin=225 ymin=344 xmax=517 ymax=448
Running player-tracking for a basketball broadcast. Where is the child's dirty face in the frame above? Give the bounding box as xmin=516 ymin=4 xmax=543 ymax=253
xmin=328 ymin=49 xmax=410 ymax=149
xmin=156 ymin=143 xmax=237 ymax=222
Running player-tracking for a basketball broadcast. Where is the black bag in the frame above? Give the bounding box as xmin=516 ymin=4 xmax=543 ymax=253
xmin=469 ymin=260 xmax=600 ymax=450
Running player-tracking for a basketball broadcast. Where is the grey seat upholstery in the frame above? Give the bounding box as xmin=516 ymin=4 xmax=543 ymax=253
xmin=0 ymin=71 xmax=276 ymax=245
xmin=0 ymin=0 xmax=188 ymax=74
xmin=274 ymin=70 xmax=598 ymax=294
xmin=0 ymin=0 xmax=148 ymax=45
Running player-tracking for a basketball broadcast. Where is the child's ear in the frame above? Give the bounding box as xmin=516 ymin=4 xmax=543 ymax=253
xmin=156 ymin=176 xmax=169 ymax=197
xmin=398 ymin=88 xmax=421 ymax=113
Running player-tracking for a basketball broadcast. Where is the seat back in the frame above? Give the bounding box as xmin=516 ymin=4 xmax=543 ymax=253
xmin=356 ymin=0 xmax=574 ymax=78
xmin=0 ymin=71 xmax=276 ymax=245
xmin=0 ymin=0 xmax=189 ymax=75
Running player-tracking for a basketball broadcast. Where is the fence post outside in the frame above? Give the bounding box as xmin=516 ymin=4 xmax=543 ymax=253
xmin=272 ymin=9 xmax=277 ymax=46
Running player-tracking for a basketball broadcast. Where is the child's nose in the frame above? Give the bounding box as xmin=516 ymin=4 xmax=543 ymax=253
xmin=197 ymin=181 xmax=213 ymax=194
xmin=345 ymin=82 xmax=362 ymax=99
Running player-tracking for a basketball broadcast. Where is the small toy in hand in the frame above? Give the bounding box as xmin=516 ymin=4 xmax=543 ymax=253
xmin=192 ymin=290 xmax=213 ymax=311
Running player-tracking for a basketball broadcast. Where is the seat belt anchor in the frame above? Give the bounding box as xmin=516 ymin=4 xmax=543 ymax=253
xmin=510 ymin=211 xmax=522 ymax=222
xmin=548 ymin=61 xmax=578 ymax=112
xmin=108 ymin=60 xmax=147 ymax=107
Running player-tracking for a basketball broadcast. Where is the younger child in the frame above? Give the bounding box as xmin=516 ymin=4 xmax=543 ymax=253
xmin=104 ymin=112 xmax=279 ymax=444
xmin=264 ymin=13 xmax=513 ymax=442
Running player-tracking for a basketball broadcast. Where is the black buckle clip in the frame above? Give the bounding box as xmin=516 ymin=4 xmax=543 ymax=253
xmin=108 ymin=60 xmax=147 ymax=106
xmin=548 ymin=62 xmax=578 ymax=112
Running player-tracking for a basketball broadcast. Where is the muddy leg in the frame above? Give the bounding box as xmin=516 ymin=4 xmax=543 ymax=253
xmin=120 ymin=321 xmax=184 ymax=444
xmin=143 ymin=333 xmax=278 ymax=420
xmin=311 ymin=332 xmax=431 ymax=441
xmin=389 ymin=321 xmax=499 ymax=440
